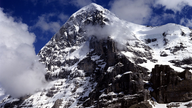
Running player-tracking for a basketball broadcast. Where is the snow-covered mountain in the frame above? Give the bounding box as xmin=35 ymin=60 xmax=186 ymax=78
xmin=1 ymin=3 xmax=192 ymax=108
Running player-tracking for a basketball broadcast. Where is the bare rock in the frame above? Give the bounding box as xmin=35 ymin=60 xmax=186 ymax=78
xmin=52 ymin=99 xmax=63 ymax=108
xmin=151 ymin=65 xmax=192 ymax=103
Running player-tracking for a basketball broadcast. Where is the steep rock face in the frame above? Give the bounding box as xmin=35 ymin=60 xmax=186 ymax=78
xmin=74 ymin=36 xmax=151 ymax=107
xmin=80 ymin=45 xmax=150 ymax=108
xmin=34 ymin=3 xmax=153 ymax=107
xmin=38 ymin=3 xmax=111 ymax=74
xmin=2 ymin=3 xmax=192 ymax=108
xmin=151 ymin=65 xmax=192 ymax=103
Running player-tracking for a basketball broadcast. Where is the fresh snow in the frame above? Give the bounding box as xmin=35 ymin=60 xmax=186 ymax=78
xmin=0 ymin=84 xmax=5 ymax=101
xmin=1 ymin=3 xmax=192 ymax=108
xmin=107 ymin=66 xmax=114 ymax=73
xmin=29 ymin=3 xmax=192 ymax=108
xmin=152 ymin=101 xmax=192 ymax=108
xmin=124 ymin=71 xmax=133 ymax=74
xmin=124 ymin=23 xmax=192 ymax=72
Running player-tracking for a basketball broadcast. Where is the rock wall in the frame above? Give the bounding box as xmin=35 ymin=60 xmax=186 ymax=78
xmin=79 ymin=38 xmax=151 ymax=107
xmin=151 ymin=65 xmax=192 ymax=103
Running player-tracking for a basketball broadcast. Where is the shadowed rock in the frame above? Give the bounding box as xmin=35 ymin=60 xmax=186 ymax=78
xmin=151 ymin=65 xmax=192 ymax=103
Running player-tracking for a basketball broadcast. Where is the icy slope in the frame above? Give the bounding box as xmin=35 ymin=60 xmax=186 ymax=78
xmin=35 ymin=3 xmax=152 ymax=108
xmin=38 ymin=3 xmax=152 ymax=76
xmin=134 ymin=23 xmax=192 ymax=72
xmin=1 ymin=3 xmax=192 ymax=108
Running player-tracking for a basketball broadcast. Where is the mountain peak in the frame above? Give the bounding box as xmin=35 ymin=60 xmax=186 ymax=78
xmin=2 ymin=3 xmax=192 ymax=108
xmin=85 ymin=3 xmax=103 ymax=10
xmin=78 ymin=3 xmax=104 ymax=12
xmin=71 ymin=3 xmax=113 ymax=19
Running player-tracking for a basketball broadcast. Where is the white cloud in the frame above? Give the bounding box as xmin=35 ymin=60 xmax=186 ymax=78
xmin=33 ymin=13 xmax=68 ymax=33
xmin=155 ymin=0 xmax=192 ymax=12
xmin=58 ymin=13 xmax=69 ymax=21
xmin=0 ymin=8 xmax=46 ymax=98
xmin=85 ymin=19 xmax=135 ymax=50
xmin=154 ymin=0 xmax=192 ymax=27
xmin=180 ymin=18 xmax=192 ymax=27
xmin=149 ymin=13 xmax=176 ymax=26
xmin=110 ymin=0 xmax=153 ymax=24
xmin=31 ymin=0 xmax=95 ymax=8
xmin=71 ymin=0 xmax=94 ymax=7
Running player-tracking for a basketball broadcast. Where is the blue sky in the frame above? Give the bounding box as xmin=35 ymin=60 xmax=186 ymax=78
xmin=1 ymin=0 xmax=192 ymax=53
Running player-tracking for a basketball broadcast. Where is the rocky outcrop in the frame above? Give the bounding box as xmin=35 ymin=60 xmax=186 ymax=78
xmin=3 ymin=95 xmax=31 ymax=108
xmin=151 ymin=65 xmax=192 ymax=103
xmin=160 ymin=51 xmax=168 ymax=57
xmin=89 ymin=36 xmax=117 ymax=66
xmin=129 ymin=101 xmax=153 ymax=108
xmin=52 ymin=99 xmax=63 ymax=108
xmin=80 ymin=45 xmax=151 ymax=107
xmin=3 ymin=3 xmax=192 ymax=108
xmin=77 ymin=57 xmax=96 ymax=75
xmin=45 ymin=69 xmax=71 ymax=81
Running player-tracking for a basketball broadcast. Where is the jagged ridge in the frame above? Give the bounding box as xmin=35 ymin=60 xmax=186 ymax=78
xmin=1 ymin=3 xmax=192 ymax=108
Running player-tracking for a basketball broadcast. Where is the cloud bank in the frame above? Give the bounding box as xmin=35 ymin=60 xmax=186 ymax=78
xmin=110 ymin=0 xmax=153 ymax=24
xmin=155 ymin=0 xmax=192 ymax=12
xmin=30 ymin=0 xmax=95 ymax=8
xmin=180 ymin=18 xmax=192 ymax=28
xmin=0 ymin=8 xmax=46 ymax=98
xmin=109 ymin=0 xmax=192 ymax=27
xmin=71 ymin=0 xmax=94 ymax=7
xmin=33 ymin=13 xmax=68 ymax=34
xmin=85 ymin=19 xmax=136 ymax=50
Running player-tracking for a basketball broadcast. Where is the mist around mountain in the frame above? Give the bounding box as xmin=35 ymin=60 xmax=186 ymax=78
xmin=1 ymin=3 xmax=192 ymax=108
xmin=0 ymin=8 xmax=47 ymax=98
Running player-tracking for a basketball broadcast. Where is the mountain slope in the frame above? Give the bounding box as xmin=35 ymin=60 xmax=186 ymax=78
xmin=1 ymin=3 xmax=192 ymax=108
xmin=136 ymin=23 xmax=192 ymax=71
